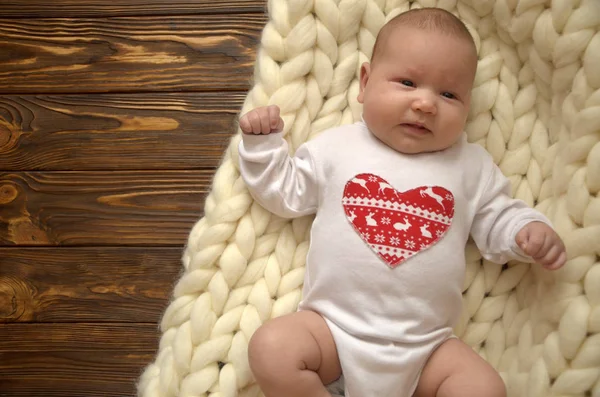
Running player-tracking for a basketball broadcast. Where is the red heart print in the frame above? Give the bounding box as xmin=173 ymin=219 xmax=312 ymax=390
xmin=342 ymin=173 xmax=455 ymax=269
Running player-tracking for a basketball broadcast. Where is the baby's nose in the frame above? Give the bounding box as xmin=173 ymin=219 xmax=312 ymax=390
xmin=412 ymin=93 xmax=437 ymax=114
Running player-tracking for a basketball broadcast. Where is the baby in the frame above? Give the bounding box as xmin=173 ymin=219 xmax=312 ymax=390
xmin=237 ymin=7 xmax=566 ymax=397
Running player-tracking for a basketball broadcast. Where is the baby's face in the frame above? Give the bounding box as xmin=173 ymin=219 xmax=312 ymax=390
xmin=358 ymin=27 xmax=477 ymax=154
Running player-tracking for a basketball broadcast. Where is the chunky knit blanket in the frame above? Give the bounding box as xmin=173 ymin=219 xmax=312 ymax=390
xmin=137 ymin=1 xmax=600 ymax=396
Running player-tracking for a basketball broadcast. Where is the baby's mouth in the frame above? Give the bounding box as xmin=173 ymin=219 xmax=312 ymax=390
xmin=401 ymin=123 xmax=431 ymax=133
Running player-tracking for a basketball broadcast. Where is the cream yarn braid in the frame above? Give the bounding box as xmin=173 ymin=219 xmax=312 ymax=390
xmin=137 ymin=0 xmax=600 ymax=396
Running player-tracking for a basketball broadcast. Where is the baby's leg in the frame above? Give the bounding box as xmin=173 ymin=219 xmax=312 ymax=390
xmin=413 ymin=338 xmax=506 ymax=397
xmin=248 ymin=310 xmax=341 ymax=397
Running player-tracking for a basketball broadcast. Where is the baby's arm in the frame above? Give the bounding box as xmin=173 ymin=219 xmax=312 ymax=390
xmin=238 ymin=105 xmax=319 ymax=218
xmin=470 ymin=162 xmax=565 ymax=270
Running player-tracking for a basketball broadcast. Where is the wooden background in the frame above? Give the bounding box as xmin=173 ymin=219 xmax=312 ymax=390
xmin=0 ymin=1 xmax=266 ymax=395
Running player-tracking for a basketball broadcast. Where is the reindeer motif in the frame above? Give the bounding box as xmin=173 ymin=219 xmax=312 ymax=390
xmin=350 ymin=177 xmax=370 ymax=193
xmin=378 ymin=181 xmax=398 ymax=197
xmin=393 ymin=218 xmax=411 ymax=231
xmin=420 ymin=187 xmax=445 ymax=209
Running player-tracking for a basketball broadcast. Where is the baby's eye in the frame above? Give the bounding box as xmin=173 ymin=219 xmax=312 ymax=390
xmin=442 ymin=92 xmax=456 ymax=99
xmin=400 ymin=80 xmax=415 ymax=87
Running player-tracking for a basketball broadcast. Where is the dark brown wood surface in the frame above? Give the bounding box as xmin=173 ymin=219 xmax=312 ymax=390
xmin=2 ymin=0 xmax=265 ymax=18
xmin=0 ymin=93 xmax=244 ymax=170
xmin=0 ymin=1 xmax=266 ymax=395
xmin=0 ymin=248 xmax=182 ymax=322
xmin=0 ymin=171 xmax=212 ymax=246
xmin=0 ymin=323 xmax=159 ymax=396
xmin=0 ymin=15 xmax=265 ymax=93
xmin=0 ymin=350 xmax=154 ymax=397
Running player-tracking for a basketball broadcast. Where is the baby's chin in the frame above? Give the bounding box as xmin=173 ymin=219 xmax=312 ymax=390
xmin=374 ymin=133 xmax=454 ymax=155
xmin=393 ymin=145 xmax=444 ymax=155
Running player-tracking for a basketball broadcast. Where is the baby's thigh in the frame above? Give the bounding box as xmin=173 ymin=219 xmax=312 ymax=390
xmin=247 ymin=310 xmax=341 ymax=384
xmin=413 ymin=338 xmax=506 ymax=397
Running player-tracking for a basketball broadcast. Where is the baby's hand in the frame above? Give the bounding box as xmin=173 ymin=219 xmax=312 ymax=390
xmin=515 ymin=221 xmax=566 ymax=270
xmin=239 ymin=105 xmax=284 ymax=135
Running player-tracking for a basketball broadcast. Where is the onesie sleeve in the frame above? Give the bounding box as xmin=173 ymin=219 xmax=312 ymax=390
xmin=470 ymin=161 xmax=553 ymax=264
xmin=238 ymin=132 xmax=319 ymax=218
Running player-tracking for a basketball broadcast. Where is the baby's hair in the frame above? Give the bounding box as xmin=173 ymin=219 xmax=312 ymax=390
xmin=371 ymin=7 xmax=477 ymax=65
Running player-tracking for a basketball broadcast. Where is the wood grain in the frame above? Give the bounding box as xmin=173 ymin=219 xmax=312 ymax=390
xmin=0 ymin=323 xmax=159 ymax=397
xmin=2 ymin=0 xmax=265 ymax=18
xmin=0 ymin=15 xmax=265 ymax=94
xmin=0 ymin=93 xmax=243 ymax=170
xmin=0 ymin=3 xmax=265 ymax=394
xmin=0 ymin=352 xmax=152 ymax=397
xmin=0 ymin=171 xmax=214 ymax=246
xmin=0 ymin=323 xmax=160 ymax=350
xmin=0 ymin=247 xmax=182 ymax=323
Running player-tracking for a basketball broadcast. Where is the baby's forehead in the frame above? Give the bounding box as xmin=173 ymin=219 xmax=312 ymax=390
xmin=377 ymin=8 xmax=476 ymax=45
xmin=379 ymin=28 xmax=478 ymax=76
xmin=383 ymin=28 xmax=476 ymax=61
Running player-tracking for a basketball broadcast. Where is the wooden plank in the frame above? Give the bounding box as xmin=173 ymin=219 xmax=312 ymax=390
xmin=0 ymin=15 xmax=266 ymax=94
xmin=2 ymin=0 xmax=265 ymax=18
xmin=0 ymin=352 xmax=152 ymax=397
xmin=0 ymin=247 xmax=182 ymax=323
xmin=0 ymin=323 xmax=159 ymax=397
xmin=0 ymin=171 xmax=212 ymax=246
xmin=0 ymin=323 xmax=160 ymax=350
xmin=0 ymin=93 xmax=242 ymax=170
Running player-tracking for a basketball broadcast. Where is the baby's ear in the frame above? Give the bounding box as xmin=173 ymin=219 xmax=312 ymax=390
xmin=357 ymin=62 xmax=371 ymax=103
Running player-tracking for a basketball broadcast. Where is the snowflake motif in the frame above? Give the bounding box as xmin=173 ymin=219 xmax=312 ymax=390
xmin=381 ymin=217 xmax=391 ymax=225
xmin=368 ymin=175 xmax=378 ymax=182
xmin=375 ymin=234 xmax=385 ymax=243
xmin=363 ymin=232 xmax=371 ymax=240
xmin=445 ymin=193 xmax=453 ymax=201
xmin=405 ymin=239 xmax=416 ymax=249
xmin=390 ymin=237 xmax=401 ymax=246
xmin=420 ymin=243 xmax=428 ymax=249
xmin=436 ymin=229 xmax=444 ymax=237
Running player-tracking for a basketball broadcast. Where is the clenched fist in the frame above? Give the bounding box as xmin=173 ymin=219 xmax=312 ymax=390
xmin=515 ymin=221 xmax=566 ymax=270
xmin=239 ymin=105 xmax=284 ymax=135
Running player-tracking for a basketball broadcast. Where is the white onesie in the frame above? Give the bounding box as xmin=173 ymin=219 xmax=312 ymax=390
xmin=238 ymin=120 xmax=550 ymax=397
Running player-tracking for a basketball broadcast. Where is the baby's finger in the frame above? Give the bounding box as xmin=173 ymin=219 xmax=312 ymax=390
xmin=247 ymin=110 xmax=264 ymax=134
xmin=267 ymin=105 xmax=282 ymax=130
xmin=239 ymin=114 xmax=252 ymax=133
xmin=258 ymin=108 xmax=272 ymax=134
xmin=524 ymin=230 xmax=546 ymax=258
xmin=537 ymin=244 xmax=561 ymax=266
xmin=532 ymin=233 xmax=553 ymax=260
xmin=275 ymin=117 xmax=284 ymax=132
xmin=515 ymin=227 xmax=530 ymax=251
xmin=544 ymin=251 xmax=567 ymax=270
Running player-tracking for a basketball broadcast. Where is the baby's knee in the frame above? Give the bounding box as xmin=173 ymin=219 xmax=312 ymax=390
xmin=467 ymin=368 xmax=506 ymax=397
xmin=484 ymin=371 xmax=506 ymax=397
xmin=437 ymin=362 xmax=506 ymax=397
xmin=247 ymin=322 xmax=289 ymax=376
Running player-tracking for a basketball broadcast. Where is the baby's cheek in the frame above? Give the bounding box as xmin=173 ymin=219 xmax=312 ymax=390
xmin=449 ymin=116 xmax=467 ymax=137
